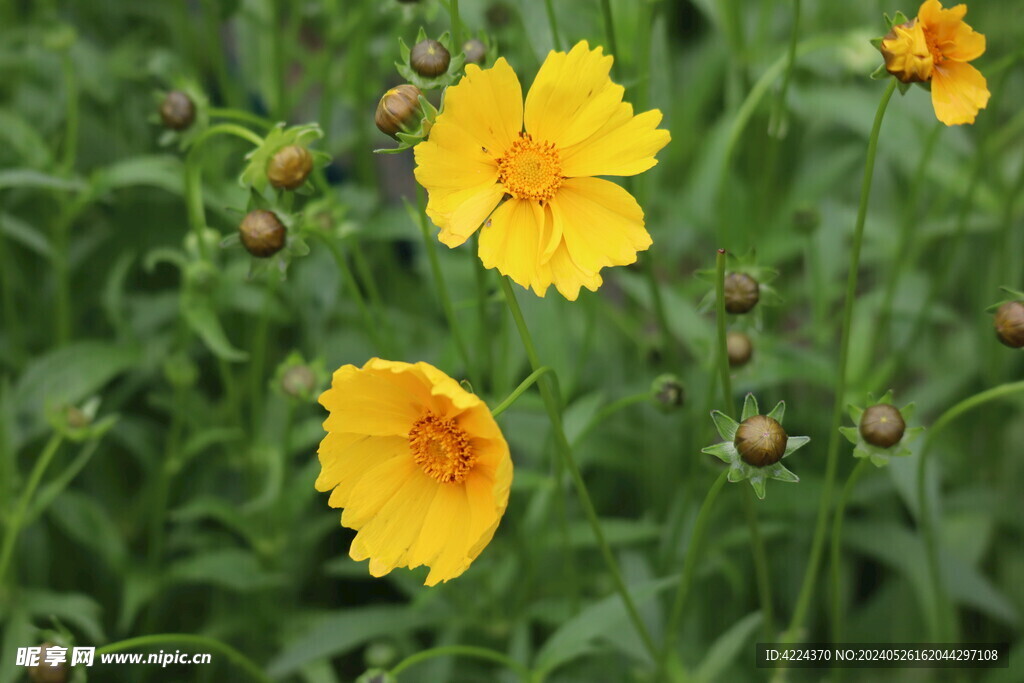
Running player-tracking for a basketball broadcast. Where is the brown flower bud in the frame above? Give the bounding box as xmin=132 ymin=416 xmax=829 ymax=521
xmin=410 ymin=39 xmax=450 ymax=77
xmin=859 ymin=404 xmax=906 ymax=448
xmin=29 ymin=643 xmax=68 ymax=683
xmin=159 ymin=90 xmax=196 ymax=131
xmin=375 ymin=84 xmax=424 ymax=138
xmin=239 ymin=210 xmax=286 ymax=258
xmin=727 ymin=331 xmax=753 ymax=367
xmin=724 ymin=272 xmax=760 ymax=314
xmin=267 ymin=145 xmax=313 ymax=190
xmin=463 ymin=38 xmax=486 ymax=65
xmin=994 ymin=301 xmax=1024 ymax=349
xmin=735 ymin=415 xmax=787 ymax=467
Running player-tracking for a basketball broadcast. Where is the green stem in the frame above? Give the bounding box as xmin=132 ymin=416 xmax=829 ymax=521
xmin=714 ymin=249 xmax=733 ymax=409
xmin=661 ymin=470 xmax=729 ymax=665
xmin=491 ymin=366 xmax=553 ymax=418
xmin=312 ymin=232 xmax=388 ymax=355
xmin=917 ymin=380 xmax=1024 ymax=641
xmin=499 ymin=276 xmax=659 ymax=662
xmin=744 ymin=488 xmax=776 ymax=639
xmin=768 ymin=0 xmax=800 ymax=138
xmin=0 ymin=434 xmax=63 ymax=585
xmin=829 ymin=457 xmax=869 ymax=644
xmin=784 ymin=78 xmax=897 ymax=642
xmin=449 ymin=0 xmax=461 ymax=53
xmin=209 ymin=108 xmax=275 ymax=130
xmin=390 ymin=645 xmax=532 ymax=681
xmin=147 ymin=387 xmax=184 ymax=568
xmin=599 ymin=0 xmax=619 ymax=63
xmin=249 ymin=278 xmax=275 ymax=430
xmin=543 ymin=0 xmax=562 ymax=51
xmin=59 ymin=52 xmax=78 ymax=175
xmin=95 ymin=634 xmax=270 ymax=683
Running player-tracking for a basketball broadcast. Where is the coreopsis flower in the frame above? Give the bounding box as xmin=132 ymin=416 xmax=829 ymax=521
xmin=840 ymin=391 xmax=924 ymax=467
xmin=316 ymin=359 xmax=512 ymax=585
xmin=879 ymin=0 xmax=989 ymax=125
xmin=702 ymin=394 xmax=809 ymax=499
xmin=414 ymin=40 xmax=671 ymax=300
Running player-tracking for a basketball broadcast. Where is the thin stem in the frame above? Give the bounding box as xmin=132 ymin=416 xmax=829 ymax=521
xmin=449 ymin=0 xmax=461 ymax=52
xmin=312 ymin=232 xmax=388 ymax=355
xmin=147 ymin=387 xmax=184 ymax=568
xmin=491 ymin=366 xmax=554 ymax=418
xmin=744 ymin=489 xmax=775 ymax=639
xmin=209 ymin=108 xmax=275 ymax=130
xmin=499 ymin=276 xmax=659 ymax=662
xmin=599 ymin=0 xmax=618 ymax=63
xmin=0 ymin=434 xmax=63 ymax=585
xmin=58 ymin=52 xmax=78 ymax=175
xmin=390 ymin=645 xmax=532 ymax=681
xmin=785 ymin=78 xmax=897 ymax=642
xmin=543 ymin=0 xmax=562 ymax=51
xmin=918 ymin=380 xmax=1024 ymax=641
xmin=829 ymin=457 xmax=869 ymax=644
xmin=714 ymin=249 xmax=733 ymax=409
xmin=95 ymin=634 xmax=270 ymax=683
xmin=249 ymin=278 xmax=276 ymax=430
xmin=661 ymin=470 xmax=729 ymax=665
xmin=768 ymin=0 xmax=800 ymax=138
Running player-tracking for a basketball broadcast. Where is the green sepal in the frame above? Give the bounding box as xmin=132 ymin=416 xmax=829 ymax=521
xmin=783 ymin=435 xmax=810 ymax=458
xmin=702 ymin=442 xmax=735 ymax=463
xmin=766 ymin=400 xmax=785 ymax=423
xmin=870 ymin=62 xmax=890 ymax=79
xmin=839 ymin=426 xmax=860 ymax=445
xmin=238 ymin=122 xmax=325 ymax=194
xmin=741 ymin=393 xmax=759 ymax=421
xmin=749 ymin=476 xmax=767 ymax=500
xmin=711 ymin=410 xmax=739 ymax=441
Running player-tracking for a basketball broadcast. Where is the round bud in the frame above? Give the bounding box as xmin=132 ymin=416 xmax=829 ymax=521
xmin=859 ymin=404 xmax=906 ymax=448
xmin=994 ymin=301 xmax=1024 ymax=349
xmin=282 ymin=365 xmax=317 ymax=399
xmin=410 ymin=39 xmax=450 ymax=78
xmin=723 ymin=272 xmax=760 ymax=314
xmin=267 ymin=145 xmax=313 ymax=190
xmin=375 ymin=84 xmax=424 ymax=138
xmin=64 ymin=405 xmax=90 ymax=430
xmin=734 ymin=415 xmax=787 ymax=467
xmin=29 ymin=643 xmax=68 ymax=683
xmin=726 ymin=331 xmax=753 ymax=367
xmin=239 ymin=210 xmax=286 ymax=258
xmin=159 ymin=90 xmax=196 ymax=131
xmin=463 ymin=38 xmax=486 ymax=65
xmin=652 ymin=374 xmax=684 ymax=411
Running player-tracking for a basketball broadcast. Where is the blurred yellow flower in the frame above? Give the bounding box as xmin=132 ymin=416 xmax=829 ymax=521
xmin=316 ymin=358 xmax=512 ymax=585
xmin=414 ymin=40 xmax=671 ymax=300
xmin=880 ymin=0 xmax=989 ymax=125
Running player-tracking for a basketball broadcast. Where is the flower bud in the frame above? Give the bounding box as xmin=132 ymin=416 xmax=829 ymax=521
xmin=375 ymin=84 xmax=424 ymax=138
xmin=64 ymin=405 xmax=90 ymax=430
xmin=239 ymin=209 xmax=286 ymax=258
xmin=652 ymin=374 xmax=684 ymax=411
xmin=724 ymin=272 xmax=760 ymax=314
xmin=159 ymin=90 xmax=196 ymax=131
xmin=410 ymin=39 xmax=450 ymax=78
xmin=463 ymin=38 xmax=486 ymax=65
xmin=727 ymin=331 xmax=753 ymax=367
xmin=734 ymin=415 xmax=787 ymax=467
xmin=859 ymin=403 xmax=906 ymax=448
xmin=267 ymin=145 xmax=313 ymax=190
xmin=29 ymin=643 xmax=68 ymax=683
xmin=282 ymin=365 xmax=317 ymax=399
xmin=880 ymin=19 xmax=933 ymax=83
xmin=994 ymin=301 xmax=1024 ymax=348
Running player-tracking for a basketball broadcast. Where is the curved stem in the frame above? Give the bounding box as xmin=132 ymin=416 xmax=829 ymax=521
xmin=661 ymin=470 xmax=729 ymax=664
xmin=0 ymin=434 xmax=63 ymax=585
xmin=784 ymin=78 xmax=897 ymax=642
xmin=543 ymin=0 xmax=562 ymax=51
xmin=829 ymin=457 xmax=869 ymax=645
xmin=390 ymin=645 xmax=532 ymax=681
xmin=491 ymin=366 xmax=554 ymax=417
xmin=95 ymin=634 xmax=270 ymax=683
xmin=499 ymin=276 xmax=659 ymax=662
xmin=918 ymin=380 xmax=1024 ymax=641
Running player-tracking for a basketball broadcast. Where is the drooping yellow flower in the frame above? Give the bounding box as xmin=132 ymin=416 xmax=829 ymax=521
xmin=315 ymin=358 xmax=512 ymax=585
xmin=880 ymin=0 xmax=989 ymax=125
xmin=414 ymin=41 xmax=671 ymax=300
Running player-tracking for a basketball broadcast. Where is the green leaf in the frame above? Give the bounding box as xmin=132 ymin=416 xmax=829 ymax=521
xmin=182 ymin=303 xmax=249 ymax=362
xmin=694 ymin=611 xmax=763 ymax=682
xmin=0 ymin=168 xmax=86 ymax=192
xmin=91 ymin=154 xmax=184 ymax=196
xmin=0 ymin=212 xmax=52 ymax=259
xmin=167 ymin=548 xmax=283 ymax=592
xmin=47 ymin=489 xmax=127 ymax=571
xmin=566 ymin=518 xmax=661 ymax=549
xmin=21 ymin=589 xmax=107 ymax=643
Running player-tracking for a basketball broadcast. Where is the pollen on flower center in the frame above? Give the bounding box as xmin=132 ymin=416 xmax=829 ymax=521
xmin=408 ymin=411 xmax=476 ymax=483
xmin=497 ymin=132 xmax=563 ymax=202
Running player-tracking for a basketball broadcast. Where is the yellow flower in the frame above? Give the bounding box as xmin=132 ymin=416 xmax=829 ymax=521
xmin=315 ymin=358 xmax=512 ymax=585
xmin=880 ymin=0 xmax=989 ymax=125
xmin=413 ymin=40 xmax=671 ymax=300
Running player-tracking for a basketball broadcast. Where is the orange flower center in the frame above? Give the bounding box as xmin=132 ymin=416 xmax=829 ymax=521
xmin=497 ymin=132 xmax=563 ymax=202
xmin=408 ymin=411 xmax=476 ymax=483
xmin=921 ymin=25 xmax=946 ymax=65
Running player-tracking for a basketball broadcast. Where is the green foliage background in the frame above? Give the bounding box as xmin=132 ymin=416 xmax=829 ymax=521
xmin=0 ymin=0 xmax=1022 ymax=681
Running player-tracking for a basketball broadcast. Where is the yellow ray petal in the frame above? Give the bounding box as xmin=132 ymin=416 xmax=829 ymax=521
xmin=316 ymin=432 xmax=407 ymax=507
xmin=546 ymin=241 xmax=603 ymax=301
xmin=350 ymin=470 xmax=438 ymax=577
xmin=478 ymin=197 xmax=552 ymax=296
xmin=413 ymin=120 xmax=498 ymax=193
xmin=406 ymin=482 xmax=466 ymax=575
xmin=931 ymin=60 xmax=989 ymax=125
xmin=523 ymin=40 xmax=625 ymax=149
xmin=439 ymin=58 xmax=524 ymax=156
xmin=550 ymin=177 xmax=652 ymax=274
xmin=422 ymin=487 xmax=473 ymax=585
xmin=560 ymin=107 xmax=670 ymax=178
xmin=434 ymin=182 xmax=506 ymax=248
xmin=341 ymin=455 xmax=417 ymax=529
xmin=918 ymin=0 xmax=985 ymax=62
xmin=319 ymin=361 xmax=430 ymax=437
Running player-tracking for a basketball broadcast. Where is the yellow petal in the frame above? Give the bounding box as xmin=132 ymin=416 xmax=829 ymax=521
xmin=523 ymin=40 xmax=625 ymax=149
xmin=465 ymin=459 xmax=513 ymax=559
xmin=413 ymin=120 xmax=497 ymax=194
xmin=422 ymin=487 xmax=473 ymax=585
xmin=414 ymin=362 xmax=485 ymax=416
xmin=918 ymin=0 xmax=985 ymax=62
xmin=438 ymin=58 xmax=523 ymax=155
xmin=931 ymin=60 xmax=989 ymax=125
xmin=550 ymin=177 xmax=652 ymax=274
xmin=349 ymin=469 xmax=438 ymax=577
xmin=341 ymin=454 xmax=417 ymax=529
xmin=406 ymin=483 xmax=467 ymax=579
xmin=478 ymin=198 xmax=552 ymax=296
xmin=435 ymin=182 xmax=506 ymax=248
xmin=560 ymin=107 xmax=671 ymax=178
xmin=545 ymin=242 xmax=603 ymax=300
xmin=320 ymin=364 xmax=424 ymax=437
xmin=315 ymin=432 xmax=407 ymax=509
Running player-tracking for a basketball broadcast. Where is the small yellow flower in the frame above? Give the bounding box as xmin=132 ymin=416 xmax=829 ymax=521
xmin=414 ymin=40 xmax=671 ymax=300
xmin=316 ymin=359 xmax=512 ymax=585
xmin=880 ymin=0 xmax=989 ymax=125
